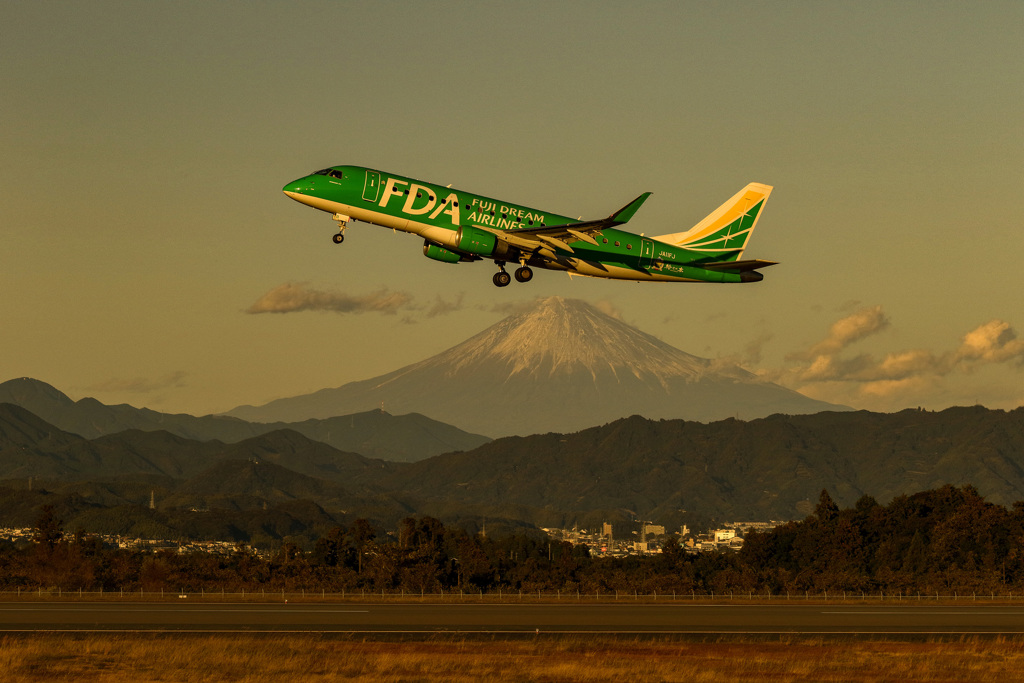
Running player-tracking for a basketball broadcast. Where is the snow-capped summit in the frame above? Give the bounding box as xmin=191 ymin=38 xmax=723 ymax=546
xmin=226 ymin=297 xmax=844 ymax=437
xmin=448 ymin=296 xmax=720 ymax=384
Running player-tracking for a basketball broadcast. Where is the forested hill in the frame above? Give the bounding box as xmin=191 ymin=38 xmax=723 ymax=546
xmin=4 ymin=485 xmax=1023 ymax=597
xmin=2 ymin=402 xmax=1024 ymax=539
xmin=382 ymin=406 xmax=1024 ymax=527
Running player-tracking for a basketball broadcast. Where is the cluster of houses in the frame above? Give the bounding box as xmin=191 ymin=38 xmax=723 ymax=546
xmin=0 ymin=528 xmax=33 ymax=543
xmin=4 ymin=516 xmax=789 ymax=561
xmin=542 ymin=519 xmax=786 ymax=557
xmin=0 ymin=527 xmax=259 ymax=557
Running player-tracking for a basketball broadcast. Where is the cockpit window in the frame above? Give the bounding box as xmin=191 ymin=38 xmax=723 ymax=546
xmin=313 ymin=169 xmax=344 ymax=179
xmin=314 ymin=169 xmax=331 ymax=176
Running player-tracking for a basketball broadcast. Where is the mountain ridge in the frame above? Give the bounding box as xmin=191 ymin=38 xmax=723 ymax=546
xmin=3 ymin=403 xmax=1024 ymax=538
xmin=377 ymin=405 xmax=1024 ymax=527
xmin=0 ymin=402 xmax=399 ymax=485
xmin=0 ymin=378 xmax=489 ymax=461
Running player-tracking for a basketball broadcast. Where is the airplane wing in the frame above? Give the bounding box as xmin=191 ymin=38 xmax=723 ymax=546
xmin=485 ymin=192 xmax=652 ymax=254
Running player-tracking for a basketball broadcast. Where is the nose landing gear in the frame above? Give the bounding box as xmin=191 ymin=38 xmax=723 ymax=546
xmin=332 ymin=213 xmax=350 ymax=244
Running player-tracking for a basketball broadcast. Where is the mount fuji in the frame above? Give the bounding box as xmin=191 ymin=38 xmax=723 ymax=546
xmin=227 ymin=297 xmax=844 ymax=437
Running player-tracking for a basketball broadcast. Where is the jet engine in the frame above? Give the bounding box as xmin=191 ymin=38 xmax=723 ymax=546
xmin=455 ymin=226 xmax=513 ymax=259
xmin=422 ymin=242 xmax=463 ymax=263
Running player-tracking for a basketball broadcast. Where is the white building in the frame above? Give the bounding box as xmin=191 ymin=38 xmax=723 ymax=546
xmin=713 ymin=529 xmax=736 ymax=543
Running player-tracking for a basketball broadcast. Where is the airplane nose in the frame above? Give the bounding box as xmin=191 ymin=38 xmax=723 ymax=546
xmin=282 ymin=178 xmax=310 ymax=196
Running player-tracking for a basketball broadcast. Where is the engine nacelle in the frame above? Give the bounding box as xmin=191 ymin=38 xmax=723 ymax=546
xmin=423 ymin=242 xmax=462 ymax=263
xmin=455 ymin=225 xmax=498 ymax=256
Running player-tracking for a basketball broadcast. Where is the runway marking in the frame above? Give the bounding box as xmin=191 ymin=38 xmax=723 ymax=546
xmin=0 ymin=608 xmax=369 ymax=614
xmin=3 ymin=629 xmax=1024 ymax=635
xmin=8 ymin=606 xmax=1024 ymax=610
xmin=819 ymin=614 xmax=1024 ymax=618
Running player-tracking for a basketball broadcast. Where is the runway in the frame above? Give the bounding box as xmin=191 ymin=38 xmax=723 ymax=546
xmin=3 ymin=601 xmax=1024 ymax=635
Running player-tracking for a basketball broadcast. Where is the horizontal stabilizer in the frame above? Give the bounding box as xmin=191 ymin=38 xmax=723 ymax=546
xmin=701 ymin=259 xmax=778 ymax=272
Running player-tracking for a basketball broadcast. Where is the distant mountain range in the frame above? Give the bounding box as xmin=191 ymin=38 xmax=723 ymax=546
xmin=225 ymin=297 xmax=847 ymax=437
xmin=0 ymin=297 xmax=842 ymax=448
xmin=0 ymin=377 xmax=489 ymax=462
xmin=3 ymin=401 xmax=1022 ymax=541
xmin=381 ymin=406 xmax=1024 ymax=528
xmin=0 ymin=402 xmax=410 ymax=537
xmin=0 ymin=402 xmax=399 ymax=486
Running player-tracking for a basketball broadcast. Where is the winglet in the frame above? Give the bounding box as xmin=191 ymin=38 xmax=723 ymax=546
xmin=610 ymin=192 xmax=652 ymax=225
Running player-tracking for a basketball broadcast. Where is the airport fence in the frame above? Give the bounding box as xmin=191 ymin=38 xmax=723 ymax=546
xmin=2 ymin=587 xmax=1024 ymax=604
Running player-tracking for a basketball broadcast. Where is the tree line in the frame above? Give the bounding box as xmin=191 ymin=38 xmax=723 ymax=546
xmin=3 ymin=485 xmax=1022 ymax=595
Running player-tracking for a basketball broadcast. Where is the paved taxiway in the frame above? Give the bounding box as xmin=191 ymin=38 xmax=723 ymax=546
xmin=3 ymin=602 xmax=1024 ymax=634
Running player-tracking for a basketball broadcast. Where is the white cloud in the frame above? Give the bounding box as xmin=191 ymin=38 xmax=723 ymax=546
xmin=953 ymin=320 xmax=1024 ymax=368
xmin=768 ymin=306 xmax=1024 ymax=410
xmin=594 ymin=299 xmax=624 ymax=321
xmin=425 ymin=293 xmax=465 ymax=318
xmin=246 ymin=283 xmax=413 ymax=315
xmin=789 ymin=305 xmax=890 ymax=360
xmin=85 ymin=371 xmax=187 ymax=394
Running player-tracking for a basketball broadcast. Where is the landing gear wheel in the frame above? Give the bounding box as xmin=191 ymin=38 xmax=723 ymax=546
xmin=514 ymin=266 xmax=533 ymax=283
xmin=332 ymin=233 xmax=345 ymax=244
xmin=493 ymin=271 xmax=511 ymax=287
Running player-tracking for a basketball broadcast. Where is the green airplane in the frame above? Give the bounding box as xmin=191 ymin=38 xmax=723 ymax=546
xmin=282 ymin=166 xmax=777 ymax=287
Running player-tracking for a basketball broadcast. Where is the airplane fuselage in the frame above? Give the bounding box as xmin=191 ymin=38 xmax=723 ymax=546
xmin=283 ymin=165 xmax=772 ymax=285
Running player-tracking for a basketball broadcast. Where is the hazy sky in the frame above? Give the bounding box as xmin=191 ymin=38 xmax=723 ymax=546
xmin=3 ymin=1 xmax=1022 ymax=417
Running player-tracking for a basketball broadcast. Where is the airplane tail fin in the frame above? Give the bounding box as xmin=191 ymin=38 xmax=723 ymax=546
xmin=651 ymin=183 xmax=773 ymax=259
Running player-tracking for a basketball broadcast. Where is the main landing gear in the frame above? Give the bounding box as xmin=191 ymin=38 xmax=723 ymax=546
xmin=331 ymin=213 xmax=350 ymax=244
xmin=492 ymin=261 xmax=533 ymax=287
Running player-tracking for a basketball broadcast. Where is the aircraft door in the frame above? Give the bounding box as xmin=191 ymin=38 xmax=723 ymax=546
xmin=362 ymin=171 xmax=381 ymax=202
xmin=640 ymin=238 xmax=655 ymax=268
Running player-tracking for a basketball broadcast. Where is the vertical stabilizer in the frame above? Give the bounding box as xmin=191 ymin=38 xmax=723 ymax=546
xmin=652 ymin=183 xmax=773 ymax=259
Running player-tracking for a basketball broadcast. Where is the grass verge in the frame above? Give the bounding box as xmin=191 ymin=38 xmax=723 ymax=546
xmin=2 ymin=633 xmax=1023 ymax=682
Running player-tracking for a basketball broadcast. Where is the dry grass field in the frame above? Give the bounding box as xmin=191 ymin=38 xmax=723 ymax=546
xmin=1 ymin=633 xmax=1023 ymax=682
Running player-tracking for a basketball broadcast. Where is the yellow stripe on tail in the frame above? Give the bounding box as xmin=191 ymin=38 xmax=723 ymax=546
xmin=652 ymin=183 xmax=773 ymax=256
